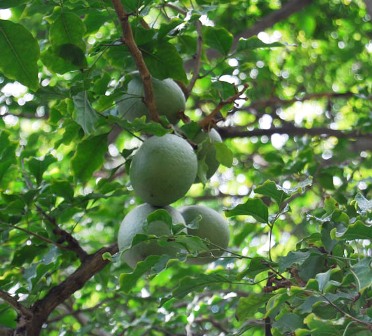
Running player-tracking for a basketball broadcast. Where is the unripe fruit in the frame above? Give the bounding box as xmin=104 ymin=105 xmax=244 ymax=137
xmin=130 ymin=134 xmax=198 ymax=206
xmin=194 ymin=128 xmax=222 ymax=182
xmin=179 ymin=205 xmax=230 ymax=264
xmin=118 ymin=203 xmax=185 ymax=268
xmin=117 ymin=75 xmax=186 ymax=124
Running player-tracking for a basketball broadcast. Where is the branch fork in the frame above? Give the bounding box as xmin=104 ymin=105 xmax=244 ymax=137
xmin=199 ymin=83 xmax=249 ymax=129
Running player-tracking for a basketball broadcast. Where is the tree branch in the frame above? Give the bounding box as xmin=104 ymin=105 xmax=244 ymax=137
xmin=0 ymin=327 xmax=14 ymax=336
xmin=24 ymin=243 xmax=118 ymax=336
xmin=231 ymin=0 xmax=314 ymax=50
xmin=239 ymin=91 xmax=362 ymax=112
xmin=218 ymin=126 xmax=372 ymax=141
xmin=111 ymin=0 xmax=160 ymax=122
xmin=0 ymin=289 xmax=33 ymax=319
xmin=185 ymin=0 xmax=314 ymax=71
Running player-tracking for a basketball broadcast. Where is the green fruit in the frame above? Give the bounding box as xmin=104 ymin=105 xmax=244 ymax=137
xmin=117 ymin=75 xmax=185 ymax=124
xmin=179 ymin=205 xmax=230 ymax=264
xmin=130 ymin=134 xmax=198 ymax=206
xmin=118 ymin=203 xmax=185 ymax=268
xmin=194 ymin=128 xmax=222 ymax=182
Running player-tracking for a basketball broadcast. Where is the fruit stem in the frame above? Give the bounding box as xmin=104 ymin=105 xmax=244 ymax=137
xmin=111 ymin=0 xmax=160 ymax=123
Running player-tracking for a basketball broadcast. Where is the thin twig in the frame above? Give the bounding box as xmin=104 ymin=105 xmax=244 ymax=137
xmin=111 ymin=0 xmax=160 ymax=122
xmin=320 ymin=293 xmax=372 ymax=330
xmin=186 ymin=19 xmax=203 ymax=96
xmin=162 ymin=3 xmax=188 ymax=16
xmin=35 ymin=205 xmax=88 ymax=262
xmin=10 ymin=224 xmax=68 ymax=251
xmin=199 ymin=83 xmax=249 ymax=129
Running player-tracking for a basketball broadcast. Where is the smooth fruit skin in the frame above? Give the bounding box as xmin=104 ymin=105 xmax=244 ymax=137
xmin=117 ymin=75 xmax=185 ymax=124
xmin=130 ymin=134 xmax=198 ymax=206
xmin=194 ymin=128 xmax=222 ymax=182
xmin=179 ymin=205 xmax=230 ymax=264
xmin=118 ymin=203 xmax=185 ymax=268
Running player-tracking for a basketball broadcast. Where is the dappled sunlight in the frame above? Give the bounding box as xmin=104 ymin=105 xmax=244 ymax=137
xmin=0 ymin=0 xmax=371 ymax=335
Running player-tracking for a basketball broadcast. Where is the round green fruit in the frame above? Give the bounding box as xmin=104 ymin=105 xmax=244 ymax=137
xmin=118 ymin=203 xmax=185 ymax=268
xmin=194 ymin=128 xmax=222 ymax=182
xmin=179 ymin=205 xmax=230 ymax=264
xmin=130 ymin=134 xmax=198 ymax=206
xmin=117 ymin=74 xmax=185 ymax=124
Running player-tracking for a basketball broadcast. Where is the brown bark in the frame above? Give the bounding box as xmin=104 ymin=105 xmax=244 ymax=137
xmin=5 ymin=244 xmax=118 ymax=336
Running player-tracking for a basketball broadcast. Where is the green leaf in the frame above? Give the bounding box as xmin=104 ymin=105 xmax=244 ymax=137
xmin=0 ymin=304 xmax=17 ymax=328
xmin=285 ymin=177 xmax=313 ymax=193
xmin=273 ymin=313 xmax=304 ymax=333
xmin=315 ymin=269 xmax=332 ymax=292
xmin=214 ymin=142 xmax=233 ymax=167
xmin=157 ymin=18 xmax=183 ymax=40
xmin=237 ymin=36 xmax=287 ymax=52
xmin=71 ymin=134 xmax=108 ymax=183
xmin=174 ymin=235 xmax=209 ymax=255
xmin=236 ymin=293 xmax=272 ymax=321
xmin=296 ymin=296 xmax=322 ymax=314
xmin=238 ymin=257 xmax=272 ymax=279
xmin=49 ymin=180 xmax=74 ymax=201
xmin=72 ymin=91 xmax=99 ymax=134
xmin=312 ymin=301 xmax=338 ymax=320
xmin=122 ymin=0 xmax=152 ymax=13
xmin=12 ymin=245 xmax=47 ymax=266
xmin=334 ymin=220 xmax=372 ymax=240
xmin=102 ymin=252 xmax=112 ymax=261
xmin=0 ymin=131 xmax=17 ymax=186
xmin=225 ymin=198 xmax=269 ymax=223
xmin=143 ymin=41 xmax=187 ymax=82
xmin=27 ymin=154 xmax=57 ymax=185
xmin=0 ymin=0 xmax=27 ymax=8
xmin=54 ymin=43 xmax=87 ymax=69
xmin=50 ymin=12 xmax=86 ymax=50
xmin=265 ymin=292 xmax=290 ymax=317
xmin=173 ymin=274 xmax=230 ymax=299
xmin=41 ymin=46 xmax=85 ymax=73
xmin=255 ymin=180 xmax=289 ymax=205
xmin=204 ymin=26 xmax=233 ymax=55
xmin=355 ymin=193 xmax=372 ymax=212
xmin=351 ymin=258 xmax=372 ymax=291
xmin=0 ymin=20 xmax=39 ymax=91
xmin=120 ymin=255 xmax=170 ymax=293
xmin=304 ymin=313 xmax=341 ymax=335
xmin=196 ymin=156 xmax=209 ymax=184
xmin=146 ymin=209 xmax=173 ymax=232
xmin=112 ymin=116 xmax=169 ymax=136
xmin=298 ymin=12 xmax=317 ymax=38
xmin=278 ymin=250 xmax=311 ymax=272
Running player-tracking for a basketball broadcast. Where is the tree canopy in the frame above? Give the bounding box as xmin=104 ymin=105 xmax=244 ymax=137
xmin=0 ymin=0 xmax=371 ymax=335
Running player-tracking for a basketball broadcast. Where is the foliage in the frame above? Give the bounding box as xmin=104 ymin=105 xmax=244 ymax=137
xmin=0 ymin=0 xmax=371 ymax=335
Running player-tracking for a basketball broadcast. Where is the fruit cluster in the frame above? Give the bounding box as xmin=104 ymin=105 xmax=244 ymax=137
xmin=117 ymin=76 xmax=230 ymax=268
